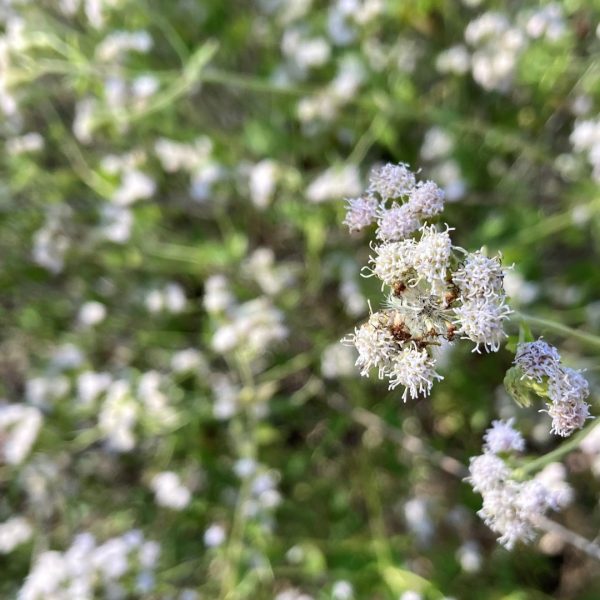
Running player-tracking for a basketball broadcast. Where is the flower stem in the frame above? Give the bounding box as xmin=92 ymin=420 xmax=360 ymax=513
xmin=515 ymin=311 xmax=600 ymax=350
xmin=515 ymin=418 xmax=600 ymax=477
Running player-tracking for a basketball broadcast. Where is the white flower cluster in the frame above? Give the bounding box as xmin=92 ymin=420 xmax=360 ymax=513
xmin=343 ymin=162 xmax=445 ymax=239
xmin=468 ymin=420 xmax=572 ymax=549
xmin=570 ymin=118 xmax=600 ymax=182
xmin=514 ymin=339 xmax=592 ymax=437
xmin=342 ymin=163 xmax=511 ymax=401
xmin=464 ymin=12 xmax=527 ymax=92
xmin=18 ymin=530 xmax=160 ymax=599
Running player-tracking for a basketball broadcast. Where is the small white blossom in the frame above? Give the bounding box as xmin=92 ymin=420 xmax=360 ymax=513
xmin=306 ymin=165 xmax=361 ymax=203
xmin=407 ymin=180 xmax=445 ymax=218
xmin=412 ymin=224 xmax=453 ymax=289
xmin=514 ymin=339 xmax=561 ymax=382
xmin=470 ymin=421 xmax=573 ymax=550
xmin=342 ymin=315 xmax=397 ymax=377
xmin=454 ymin=297 xmax=511 ymax=352
xmin=436 ymin=45 xmax=470 ymax=75
xmin=452 ymin=250 xmax=505 ymax=300
xmin=375 ymin=203 xmax=420 ymax=242
xmin=468 ymin=453 xmax=510 ymax=493
xmin=0 ymin=404 xmax=43 ymax=465
xmin=547 ymin=366 xmax=590 ymax=404
xmin=77 ymin=301 xmax=106 ymax=327
xmin=483 ymin=419 xmax=525 ymax=454
xmin=545 ymin=397 xmax=591 ymax=438
xmin=368 ymin=239 xmax=416 ymax=287
xmin=332 ymin=580 xmax=354 ymax=600
xmin=368 ymin=162 xmax=416 ymax=200
xmin=386 ymin=345 xmax=443 ymax=401
xmin=343 ymin=195 xmax=378 ymax=232
xmin=478 ymin=481 xmax=535 ymax=549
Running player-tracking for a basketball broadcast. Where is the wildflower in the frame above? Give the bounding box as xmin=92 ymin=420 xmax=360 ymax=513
xmin=0 ymin=404 xmax=43 ymax=465
xmin=547 ymin=366 xmax=589 ymax=404
xmin=386 ymin=344 xmax=443 ymax=401
xmin=0 ymin=517 xmax=32 ymax=554
xmin=342 ymin=316 xmax=397 ymax=377
xmin=412 ymin=224 xmax=453 ymax=289
xmin=469 ymin=421 xmax=573 ymax=549
xmin=78 ymin=301 xmax=106 ymax=327
xmin=343 ymin=195 xmax=378 ymax=232
xmin=545 ymin=397 xmax=591 ymax=437
xmin=204 ymin=524 xmax=226 ymax=548
xmin=407 ymin=180 xmax=445 ymax=218
xmin=514 ymin=339 xmax=561 ymax=382
xmin=368 ymin=162 xmax=415 ymax=200
xmin=452 ymin=250 xmax=505 ymax=300
xmin=483 ymin=419 xmax=525 ymax=454
xmin=375 ymin=203 xmax=420 ymax=242
xmin=454 ymin=297 xmax=511 ymax=352
xmin=368 ymin=239 xmax=416 ymax=287
xmin=342 ymin=162 xmax=510 ymax=402
xmin=468 ymin=453 xmax=510 ymax=493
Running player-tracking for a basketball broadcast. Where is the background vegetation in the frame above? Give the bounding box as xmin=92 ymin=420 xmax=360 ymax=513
xmin=1 ymin=0 xmax=600 ymax=598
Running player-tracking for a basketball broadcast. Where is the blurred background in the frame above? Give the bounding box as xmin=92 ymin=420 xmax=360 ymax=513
xmin=1 ymin=0 xmax=600 ymax=598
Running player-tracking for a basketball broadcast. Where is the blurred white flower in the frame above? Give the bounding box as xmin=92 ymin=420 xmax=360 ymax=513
xmin=6 ymin=132 xmax=44 ymax=155
xmin=78 ymin=301 xmax=107 ymax=327
xmin=436 ymin=45 xmax=470 ymax=75
xmin=332 ymin=580 xmax=354 ymax=600
xmin=321 ymin=342 xmax=357 ymax=378
xmin=99 ymin=204 xmax=133 ymax=243
xmin=0 ymin=404 xmax=43 ymax=465
xmin=249 ymin=160 xmax=279 ymax=209
xmin=113 ymin=169 xmax=156 ymax=205
xmin=203 ymin=523 xmax=226 ymax=547
xmin=0 ymin=517 xmax=32 ymax=554
xmin=306 ymin=165 xmax=361 ymax=203
xmin=151 ymin=471 xmax=191 ymax=510
xmin=456 ymin=541 xmax=482 ymax=573
xmin=95 ymin=30 xmax=153 ymax=62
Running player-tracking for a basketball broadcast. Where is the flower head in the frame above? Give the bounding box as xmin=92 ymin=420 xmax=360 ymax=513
xmin=547 ymin=366 xmax=589 ymax=404
xmin=368 ymin=239 xmax=416 ymax=287
xmin=454 ymin=297 xmax=511 ymax=352
xmin=514 ymin=339 xmax=561 ymax=382
xmin=483 ymin=418 xmax=525 ymax=454
xmin=342 ymin=314 xmax=397 ymax=377
xmin=375 ymin=203 xmax=420 ymax=242
xmin=468 ymin=453 xmax=510 ymax=493
xmin=385 ymin=345 xmax=443 ymax=401
xmin=407 ymin=180 xmax=445 ymax=218
xmin=343 ymin=195 xmax=378 ymax=232
xmin=545 ymin=397 xmax=591 ymax=437
xmin=453 ymin=250 xmax=505 ymax=300
xmin=412 ymin=224 xmax=453 ymax=290
xmin=368 ymin=162 xmax=416 ymax=200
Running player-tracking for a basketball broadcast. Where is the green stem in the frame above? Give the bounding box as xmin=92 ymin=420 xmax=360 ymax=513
xmin=515 ymin=418 xmax=600 ymax=477
xmin=515 ymin=312 xmax=600 ymax=350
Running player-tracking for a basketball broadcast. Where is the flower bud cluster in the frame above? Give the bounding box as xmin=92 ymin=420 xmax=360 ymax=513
xmin=513 ymin=339 xmax=592 ymax=437
xmin=342 ymin=163 xmax=511 ymax=401
xmin=468 ymin=420 xmax=572 ymax=549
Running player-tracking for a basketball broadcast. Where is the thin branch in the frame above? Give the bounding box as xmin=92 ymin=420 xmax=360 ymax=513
xmin=515 ymin=312 xmax=600 ymax=350
xmin=535 ymin=515 xmax=600 ymax=561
